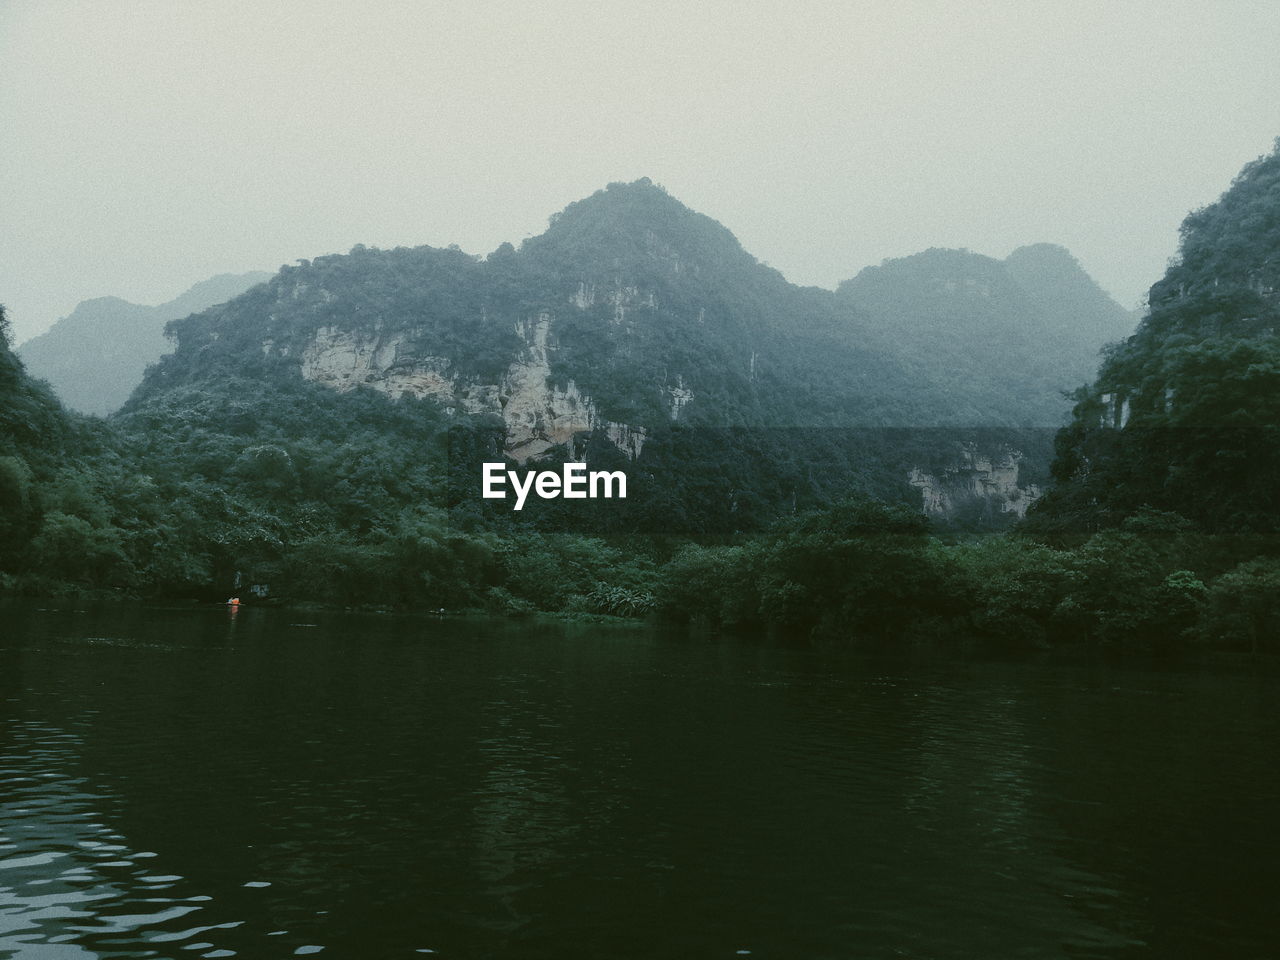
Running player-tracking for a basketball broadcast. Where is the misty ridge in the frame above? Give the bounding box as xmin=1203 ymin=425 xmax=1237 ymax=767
xmin=1 ymin=132 xmax=1278 ymax=654
xmin=20 ymin=180 xmax=1132 ymax=428
xmin=9 ymin=179 xmax=1139 ymax=545
xmin=17 ymin=271 xmax=271 ymax=416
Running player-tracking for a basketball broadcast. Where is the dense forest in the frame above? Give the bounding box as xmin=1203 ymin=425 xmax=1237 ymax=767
xmin=3 ymin=143 xmax=1278 ymax=654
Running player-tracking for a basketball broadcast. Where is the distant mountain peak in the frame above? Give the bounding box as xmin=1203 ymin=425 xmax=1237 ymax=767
xmin=1002 ymin=243 xmax=1132 ymax=339
xmin=834 ymin=241 xmax=1133 ymax=424
xmin=543 ymin=178 xmax=688 ymax=234
xmin=523 ymin=179 xmax=760 ymax=279
xmin=58 ymin=296 xmax=141 ymax=325
xmin=1004 ymin=243 xmax=1094 ymax=285
xmin=17 ymin=270 xmax=270 ymax=416
xmin=836 ymin=248 xmax=1018 ymax=306
xmin=1006 ymin=241 xmax=1076 ymax=261
xmin=854 ymin=247 xmax=1006 ymax=279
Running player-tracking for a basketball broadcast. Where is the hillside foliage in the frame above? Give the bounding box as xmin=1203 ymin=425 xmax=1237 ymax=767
xmin=3 ymin=157 xmax=1276 ymax=653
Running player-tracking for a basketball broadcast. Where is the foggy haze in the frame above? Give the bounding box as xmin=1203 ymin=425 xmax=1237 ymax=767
xmin=2 ymin=0 xmax=1278 ymax=345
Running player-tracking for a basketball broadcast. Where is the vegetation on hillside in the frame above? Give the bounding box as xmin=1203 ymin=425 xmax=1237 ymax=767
xmin=1028 ymin=142 xmax=1280 ymax=538
xmin=3 ymin=146 xmax=1278 ymax=656
xmin=836 ymin=244 xmax=1133 ymax=427
xmin=1016 ymin=138 xmax=1280 ymax=649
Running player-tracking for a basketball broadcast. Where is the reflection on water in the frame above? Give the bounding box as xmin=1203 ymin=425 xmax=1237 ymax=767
xmin=2 ymin=603 xmax=1279 ymax=958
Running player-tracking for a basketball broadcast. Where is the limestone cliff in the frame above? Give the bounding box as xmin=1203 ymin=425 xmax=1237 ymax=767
xmin=295 ymin=308 xmax=650 ymax=461
xmin=908 ymin=445 xmax=1043 ymax=520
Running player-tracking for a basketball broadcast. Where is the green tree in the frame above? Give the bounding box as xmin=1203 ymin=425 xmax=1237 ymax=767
xmin=1198 ymin=558 xmax=1280 ymax=654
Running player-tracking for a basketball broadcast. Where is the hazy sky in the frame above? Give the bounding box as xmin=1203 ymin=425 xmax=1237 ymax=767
xmin=3 ymin=0 xmax=1279 ymax=345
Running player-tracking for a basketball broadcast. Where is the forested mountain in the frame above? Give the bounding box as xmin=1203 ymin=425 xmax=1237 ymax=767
xmin=0 ymin=306 xmax=67 ymax=454
xmin=17 ymin=271 xmax=270 ymax=415
xmin=1030 ymin=141 xmax=1280 ymax=538
xmin=132 ymin=182 xmax=925 ymax=436
xmin=835 ymin=244 xmax=1134 ymax=427
xmin=979 ymin=140 xmax=1280 ymax=653
xmin=4 ymin=162 xmax=1276 ymax=650
xmin=0 ymin=304 xmax=116 ymax=582
xmin=662 ymin=142 xmax=1280 ymax=651
xmin=125 ymin=180 xmax=1126 ymax=530
xmin=1003 ymin=242 xmax=1136 ymax=344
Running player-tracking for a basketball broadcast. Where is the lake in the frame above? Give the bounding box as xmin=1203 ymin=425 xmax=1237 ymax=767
xmin=2 ymin=604 xmax=1278 ymax=959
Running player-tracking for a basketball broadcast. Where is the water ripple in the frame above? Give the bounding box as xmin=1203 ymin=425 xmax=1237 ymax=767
xmin=2 ymin=607 xmax=1279 ymax=958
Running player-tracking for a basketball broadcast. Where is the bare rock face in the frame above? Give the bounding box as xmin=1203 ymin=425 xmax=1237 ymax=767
xmin=666 ymin=376 xmax=694 ymax=420
xmin=500 ymin=313 xmax=620 ymax=461
xmin=296 ymin=311 xmax=648 ymax=462
xmin=908 ymin=445 xmax=1043 ymax=520
xmin=300 ymin=326 xmax=439 ymax=396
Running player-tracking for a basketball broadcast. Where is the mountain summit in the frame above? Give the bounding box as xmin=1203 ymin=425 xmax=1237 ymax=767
xmin=1003 ymin=243 xmax=1134 ymax=340
xmin=521 ymin=179 xmax=766 ymax=281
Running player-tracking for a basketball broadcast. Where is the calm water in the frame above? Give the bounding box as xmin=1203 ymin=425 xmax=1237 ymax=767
xmin=1 ymin=605 xmax=1278 ymax=959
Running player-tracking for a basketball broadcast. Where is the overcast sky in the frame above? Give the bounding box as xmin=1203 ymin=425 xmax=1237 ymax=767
xmin=3 ymin=0 xmax=1279 ymax=345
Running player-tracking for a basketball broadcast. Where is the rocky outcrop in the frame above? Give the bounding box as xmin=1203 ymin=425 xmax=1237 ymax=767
xmin=1097 ymin=392 xmax=1131 ymax=428
xmin=908 ymin=445 xmax=1043 ymax=520
xmin=666 ymin=376 xmax=693 ymax=420
xmin=500 ymin=313 xmax=645 ymax=461
xmin=295 ymin=311 xmax=647 ymax=462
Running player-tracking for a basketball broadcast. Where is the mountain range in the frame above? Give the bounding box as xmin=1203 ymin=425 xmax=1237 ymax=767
xmin=4 ymin=146 xmax=1277 ymax=634
xmin=116 ymin=180 xmax=1132 ymax=526
xmin=17 ymin=271 xmax=270 ymax=416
